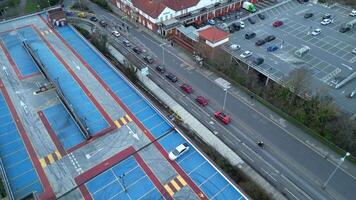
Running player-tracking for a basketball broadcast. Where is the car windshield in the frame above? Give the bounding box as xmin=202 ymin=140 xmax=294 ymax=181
xmin=172 ymin=149 xmax=180 ymax=156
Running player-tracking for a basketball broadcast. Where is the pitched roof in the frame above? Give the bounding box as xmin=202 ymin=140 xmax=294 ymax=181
xmin=198 ymin=27 xmax=229 ymax=43
xmin=132 ymin=0 xmax=200 ymax=18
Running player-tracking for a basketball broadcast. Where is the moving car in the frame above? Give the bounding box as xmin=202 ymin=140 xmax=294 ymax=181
xmin=111 ymin=30 xmax=120 ymax=37
xmin=304 ymin=13 xmax=313 ymax=19
xmin=166 ymin=73 xmax=178 ymax=82
xmin=245 ymin=32 xmax=256 ymax=39
xmin=230 ymin=44 xmax=241 ymax=50
xmin=258 ymin=13 xmax=266 ymax=20
xmin=273 ymin=20 xmax=283 ymax=27
xmin=143 ymin=55 xmax=154 ymax=64
xmin=248 ymin=17 xmax=256 ymax=24
xmin=321 ymin=19 xmax=331 ymax=25
xmin=123 ymin=40 xmax=131 ymax=47
xmin=168 ymin=143 xmax=190 ymax=161
xmin=240 ymin=51 xmax=253 ymax=58
xmin=255 ymin=39 xmax=266 ymax=46
xmin=252 ymin=57 xmax=264 ymax=65
xmin=267 ymin=45 xmax=279 ymax=52
xmin=132 ymin=47 xmax=143 ymax=54
xmin=89 ymin=16 xmax=98 ymax=22
xmin=196 ymin=96 xmax=208 ymax=106
xmin=264 ymin=35 xmax=276 ymax=42
xmin=350 ymin=9 xmax=356 ymax=17
xmin=311 ymin=28 xmax=321 ymax=36
xmin=180 ymin=84 xmax=193 ymax=94
xmin=155 ymin=65 xmax=166 ymax=73
xmin=214 ymin=111 xmax=231 ymax=124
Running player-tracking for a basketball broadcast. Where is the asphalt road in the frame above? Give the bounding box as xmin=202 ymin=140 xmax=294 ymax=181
xmin=70 ymin=1 xmax=356 ymax=200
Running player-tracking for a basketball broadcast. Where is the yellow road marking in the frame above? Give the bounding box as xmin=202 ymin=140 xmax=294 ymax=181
xmin=39 ymin=158 xmax=47 ymax=168
xmin=171 ymin=179 xmax=181 ymax=191
xmin=48 ymin=154 xmax=55 ymax=164
xmin=177 ymin=175 xmax=187 ymax=186
xmin=126 ymin=114 xmax=132 ymax=122
xmin=164 ymin=184 xmax=174 ymax=196
xmin=120 ymin=117 xmax=127 ymax=125
xmin=114 ymin=120 xmax=121 ymax=128
xmin=55 ymin=150 xmax=62 ymax=159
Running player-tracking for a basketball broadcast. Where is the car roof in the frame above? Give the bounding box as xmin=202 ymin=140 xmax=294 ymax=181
xmin=176 ymin=143 xmax=188 ymax=151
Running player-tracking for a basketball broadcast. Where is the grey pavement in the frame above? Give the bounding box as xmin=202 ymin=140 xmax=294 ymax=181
xmin=81 ymin=1 xmax=356 ymax=199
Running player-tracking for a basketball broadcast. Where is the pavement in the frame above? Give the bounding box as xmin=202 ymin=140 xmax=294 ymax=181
xmin=78 ymin=1 xmax=356 ymax=200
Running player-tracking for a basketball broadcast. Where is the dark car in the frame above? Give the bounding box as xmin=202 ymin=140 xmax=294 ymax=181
xmin=232 ymin=23 xmax=240 ymax=31
xmin=217 ymin=15 xmax=226 ymax=21
xmin=304 ymin=13 xmax=313 ymax=18
xmin=196 ymin=96 xmax=208 ymax=106
xmin=180 ymin=84 xmax=193 ymax=94
xmin=89 ymin=16 xmax=98 ymax=22
xmin=248 ymin=17 xmax=256 ymax=24
xmin=273 ymin=20 xmax=283 ymax=27
xmin=245 ymin=32 xmax=256 ymax=40
xmin=258 ymin=13 xmax=266 ymax=20
xmin=322 ymin=13 xmax=331 ymax=20
xmin=255 ymin=39 xmax=266 ymax=46
xmin=166 ymin=73 xmax=178 ymax=82
xmin=297 ymin=0 xmax=304 ymax=4
xmin=339 ymin=26 xmax=351 ymax=33
xmin=132 ymin=47 xmax=143 ymax=54
xmin=99 ymin=20 xmax=107 ymax=27
xmin=267 ymin=45 xmax=279 ymax=52
xmin=228 ymin=26 xmax=235 ymax=33
xmin=155 ymin=65 xmax=166 ymax=73
xmin=144 ymin=55 xmax=154 ymax=64
xmin=252 ymin=57 xmax=264 ymax=65
xmin=264 ymin=35 xmax=276 ymax=42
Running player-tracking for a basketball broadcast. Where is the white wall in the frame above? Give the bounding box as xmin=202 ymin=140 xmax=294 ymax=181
xmin=205 ymin=37 xmax=229 ymax=47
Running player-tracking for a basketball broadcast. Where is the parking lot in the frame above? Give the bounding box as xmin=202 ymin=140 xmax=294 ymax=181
xmin=224 ymin=0 xmax=356 ymax=113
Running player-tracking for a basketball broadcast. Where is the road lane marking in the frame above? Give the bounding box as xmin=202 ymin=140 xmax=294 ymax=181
xmin=284 ymin=188 xmax=299 ymax=200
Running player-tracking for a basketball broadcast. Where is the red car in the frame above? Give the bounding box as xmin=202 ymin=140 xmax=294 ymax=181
xmin=180 ymin=84 xmax=193 ymax=94
xmin=273 ymin=20 xmax=283 ymax=27
xmin=214 ymin=111 xmax=231 ymax=124
xmin=196 ymin=96 xmax=208 ymax=106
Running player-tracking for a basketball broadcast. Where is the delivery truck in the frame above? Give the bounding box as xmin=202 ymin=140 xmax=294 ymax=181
xmin=243 ymin=2 xmax=256 ymax=13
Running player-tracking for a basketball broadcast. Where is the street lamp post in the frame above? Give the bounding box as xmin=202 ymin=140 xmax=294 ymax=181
xmin=322 ymin=152 xmax=350 ymax=190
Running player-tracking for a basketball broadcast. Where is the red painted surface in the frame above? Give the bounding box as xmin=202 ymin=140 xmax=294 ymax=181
xmin=134 ymin=153 xmax=173 ymax=200
xmin=31 ymin=24 xmax=115 ymax=133
xmin=37 ymin=17 xmax=206 ymax=198
xmin=0 ymin=79 xmax=55 ymax=200
xmin=37 ymin=111 xmax=67 ymax=156
xmin=79 ymin=185 xmax=93 ymax=200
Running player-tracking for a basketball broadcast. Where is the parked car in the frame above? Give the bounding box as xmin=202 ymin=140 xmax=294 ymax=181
xmin=255 ymin=39 xmax=266 ymax=46
xmin=321 ymin=19 xmax=331 ymax=25
xmin=111 ymin=30 xmax=120 ymax=37
xmin=240 ymin=51 xmax=253 ymax=58
xmin=143 ymin=55 xmax=154 ymax=64
xmin=258 ymin=13 xmax=266 ymax=20
xmin=99 ymin=20 xmax=107 ymax=27
xmin=267 ymin=45 xmax=279 ymax=52
xmin=214 ymin=111 xmax=231 ymax=124
xmin=352 ymin=48 xmax=356 ymax=54
xmin=304 ymin=13 xmax=313 ymax=18
xmin=196 ymin=96 xmax=208 ymax=106
xmin=311 ymin=28 xmax=321 ymax=36
xmin=168 ymin=143 xmax=190 ymax=161
xmin=166 ymin=73 xmax=178 ymax=82
xmin=322 ymin=13 xmax=331 ymax=20
xmin=232 ymin=23 xmax=241 ymax=31
xmin=252 ymin=57 xmax=264 ymax=65
xmin=245 ymin=32 xmax=256 ymax=39
xmin=228 ymin=26 xmax=235 ymax=33
xmin=132 ymin=47 xmax=143 ymax=54
xmin=248 ymin=17 xmax=256 ymax=24
xmin=264 ymin=35 xmax=276 ymax=42
xmin=339 ymin=26 xmax=351 ymax=33
xmin=230 ymin=44 xmax=241 ymax=50
xmin=217 ymin=15 xmax=226 ymax=21
xmin=89 ymin=16 xmax=98 ymax=22
xmin=180 ymin=84 xmax=193 ymax=94
xmin=77 ymin=12 xmax=87 ymax=18
xmin=155 ymin=65 xmax=166 ymax=73
xmin=208 ymin=19 xmax=216 ymax=25
xmin=273 ymin=20 xmax=283 ymax=27
xmin=239 ymin=21 xmax=245 ymax=28
xmin=123 ymin=40 xmax=131 ymax=47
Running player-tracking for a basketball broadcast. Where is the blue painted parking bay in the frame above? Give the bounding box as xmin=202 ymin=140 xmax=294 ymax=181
xmin=42 ymin=104 xmax=84 ymax=150
xmin=0 ymin=27 xmax=39 ymax=78
xmin=0 ymin=93 xmax=43 ymax=199
xmin=85 ymin=156 xmax=162 ymax=200
xmin=58 ymin=26 xmax=246 ymax=199
xmin=23 ymin=26 xmax=109 ymax=139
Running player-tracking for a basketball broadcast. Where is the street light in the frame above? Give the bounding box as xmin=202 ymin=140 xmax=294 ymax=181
xmin=223 ymin=87 xmax=228 ymax=111
xmin=322 ymin=152 xmax=350 ymax=190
